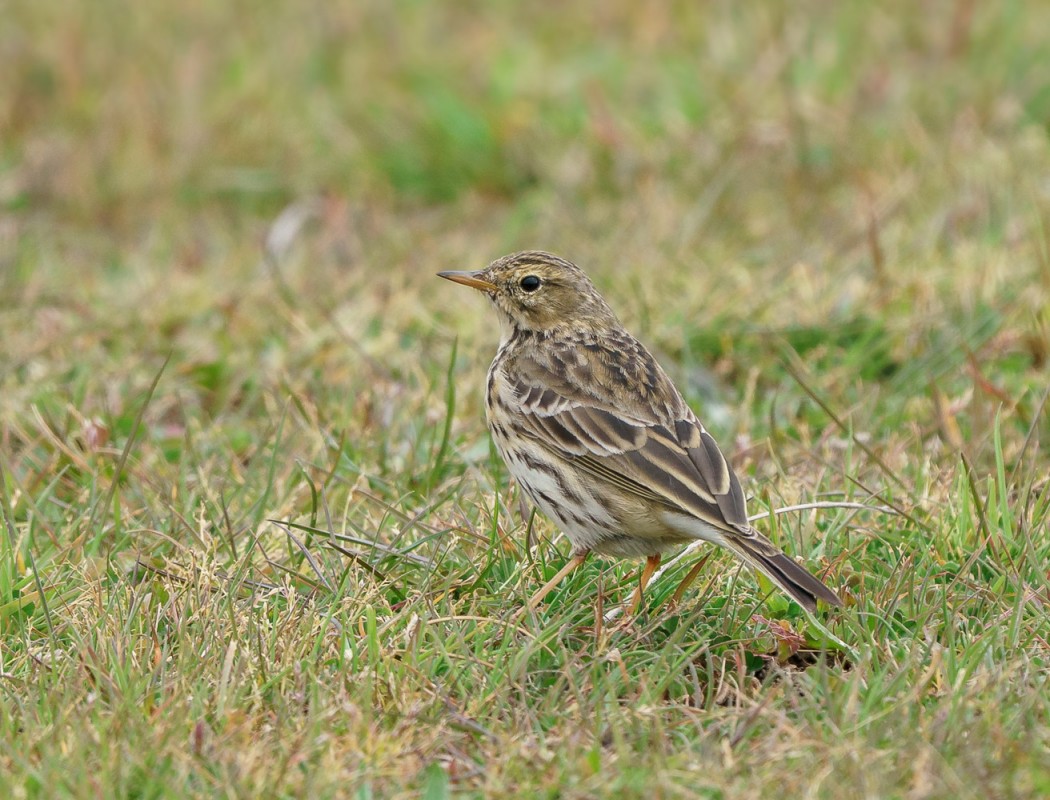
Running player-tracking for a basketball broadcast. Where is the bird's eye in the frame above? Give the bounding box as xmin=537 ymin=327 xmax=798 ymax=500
xmin=519 ymin=275 xmax=541 ymax=292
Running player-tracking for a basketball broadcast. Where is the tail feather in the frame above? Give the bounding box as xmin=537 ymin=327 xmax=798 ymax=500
xmin=726 ymin=533 xmax=842 ymax=612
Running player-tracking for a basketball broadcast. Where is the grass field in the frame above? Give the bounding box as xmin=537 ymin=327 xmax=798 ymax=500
xmin=3 ymin=1 xmax=1050 ymax=797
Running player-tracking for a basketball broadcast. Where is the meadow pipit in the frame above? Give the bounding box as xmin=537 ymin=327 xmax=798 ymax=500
xmin=439 ymin=251 xmax=841 ymax=613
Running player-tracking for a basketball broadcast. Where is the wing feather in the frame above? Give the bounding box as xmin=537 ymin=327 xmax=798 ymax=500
xmin=507 ymin=364 xmax=750 ymax=533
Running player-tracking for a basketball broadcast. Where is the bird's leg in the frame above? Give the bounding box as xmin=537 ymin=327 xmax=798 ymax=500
xmin=527 ymin=550 xmax=589 ymax=610
xmin=629 ymin=554 xmax=662 ymax=615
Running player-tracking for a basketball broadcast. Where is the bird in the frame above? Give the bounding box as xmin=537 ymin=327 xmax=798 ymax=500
xmin=438 ymin=251 xmax=841 ymax=614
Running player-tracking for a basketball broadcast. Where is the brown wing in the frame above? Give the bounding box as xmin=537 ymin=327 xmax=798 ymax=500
xmin=506 ymin=348 xmax=750 ymax=535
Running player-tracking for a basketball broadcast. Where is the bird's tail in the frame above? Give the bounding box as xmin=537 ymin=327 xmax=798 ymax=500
xmin=725 ymin=531 xmax=841 ymax=612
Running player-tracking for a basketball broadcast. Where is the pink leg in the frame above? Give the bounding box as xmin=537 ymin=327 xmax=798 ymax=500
xmin=527 ymin=551 xmax=590 ymax=610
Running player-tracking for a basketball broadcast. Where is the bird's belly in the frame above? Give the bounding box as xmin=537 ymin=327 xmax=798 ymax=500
xmin=494 ymin=438 xmax=616 ymax=548
xmin=493 ymin=436 xmax=689 ymax=557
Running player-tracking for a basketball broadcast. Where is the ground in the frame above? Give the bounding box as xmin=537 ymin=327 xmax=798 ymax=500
xmin=2 ymin=2 xmax=1049 ymax=798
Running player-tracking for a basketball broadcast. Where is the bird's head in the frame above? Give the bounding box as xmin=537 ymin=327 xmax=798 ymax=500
xmin=438 ymin=251 xmax=618 ymax=337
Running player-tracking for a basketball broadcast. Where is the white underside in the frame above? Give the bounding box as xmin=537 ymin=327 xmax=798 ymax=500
xmin=659 ymin=511 xmax=729 ymax=548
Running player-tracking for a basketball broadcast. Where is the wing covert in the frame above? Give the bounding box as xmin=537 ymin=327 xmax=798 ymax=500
xmin=509 ymin=371 xmax=750 ymax=532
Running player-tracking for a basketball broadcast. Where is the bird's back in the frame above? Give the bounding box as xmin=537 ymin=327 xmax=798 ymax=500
xmin=491 ymin=324 xmax=687 ymax=426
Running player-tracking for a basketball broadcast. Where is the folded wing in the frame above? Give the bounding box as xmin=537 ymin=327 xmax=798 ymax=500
xmin=508 ymin=368 xmax=751 ymax=536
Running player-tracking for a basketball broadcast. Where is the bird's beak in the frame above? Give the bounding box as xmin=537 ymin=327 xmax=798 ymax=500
xmin=437 ymin=270 xmax=498 ymax=293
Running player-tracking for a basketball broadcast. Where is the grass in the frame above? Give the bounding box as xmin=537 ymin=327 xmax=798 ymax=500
xmin=3 ymin=0 xmax=1050 ymax=797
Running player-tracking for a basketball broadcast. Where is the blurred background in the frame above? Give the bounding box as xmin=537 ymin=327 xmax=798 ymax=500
xmin=6 ymin=1 xmax=1050 ymax=359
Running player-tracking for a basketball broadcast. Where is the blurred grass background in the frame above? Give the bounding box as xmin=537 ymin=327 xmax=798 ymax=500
xmin=2 ymin=1 xmax=1050 ymax=798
